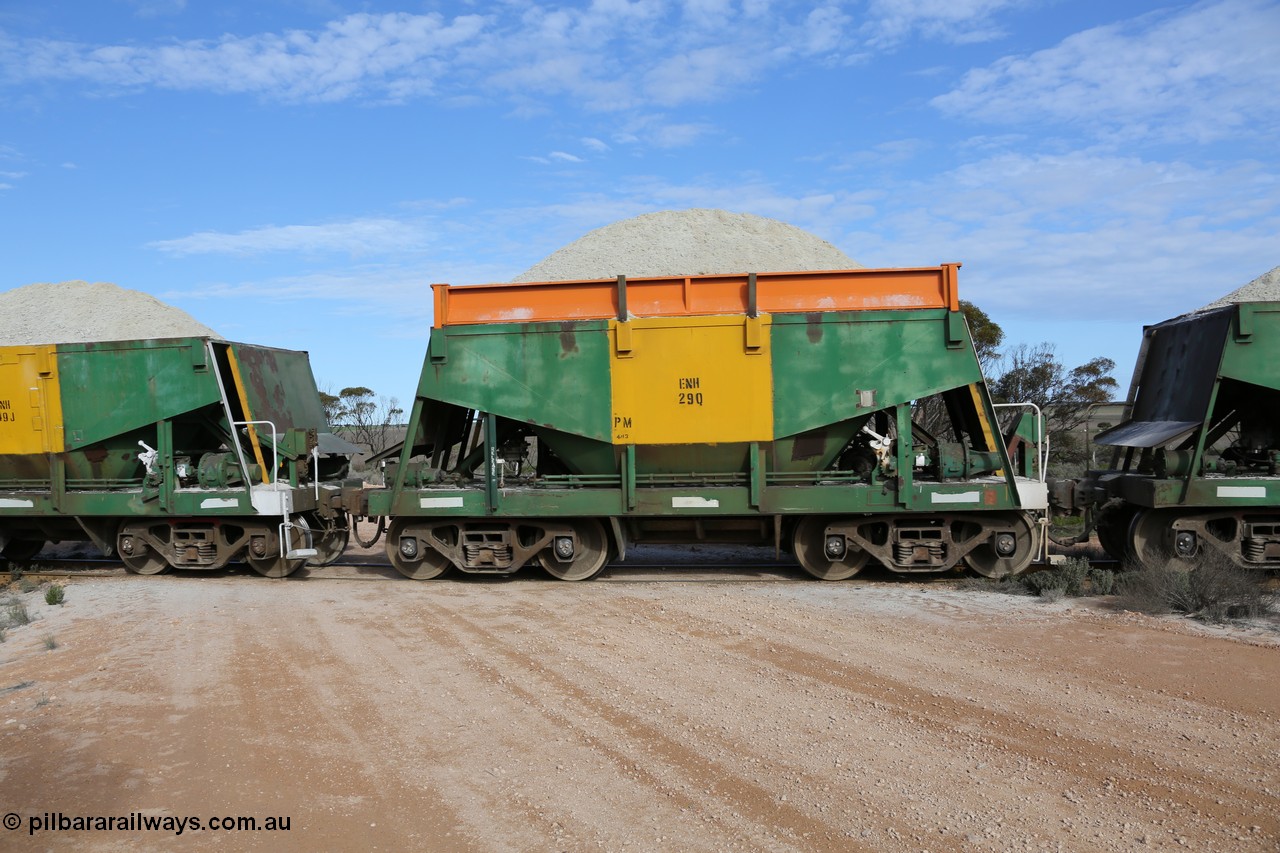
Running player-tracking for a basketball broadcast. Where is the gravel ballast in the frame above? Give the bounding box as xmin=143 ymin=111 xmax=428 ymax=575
xmin=515 ymin=209 xmax=859 ymax=281
xmin=0 ymin=280 xmax=219 ymax=345
xmin=1198 ymin=264 xmax=1280 ymax=311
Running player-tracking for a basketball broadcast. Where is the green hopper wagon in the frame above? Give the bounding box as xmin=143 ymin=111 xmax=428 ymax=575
xmin=364 ymin=265 xmax=1048 ymax=581
xmin=1051 ymin=301 xmax=1280 ymax=569
xmin=0 ymin=337 xmax=355 ymax=576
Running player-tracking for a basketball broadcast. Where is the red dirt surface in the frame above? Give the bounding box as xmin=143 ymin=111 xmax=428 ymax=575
xmin=1 ymin=571 xmax=1277 ymax=851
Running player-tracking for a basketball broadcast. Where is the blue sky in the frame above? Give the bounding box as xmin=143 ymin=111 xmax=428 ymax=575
xmin=2 ymin=0 xmax=1278 ymax=403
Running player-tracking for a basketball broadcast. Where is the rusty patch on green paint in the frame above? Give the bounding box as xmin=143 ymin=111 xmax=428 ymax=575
xmin=805 ymin=313 xmax=824 ymax=343
xmin=559 ymin=323 xmax=579 ymax=355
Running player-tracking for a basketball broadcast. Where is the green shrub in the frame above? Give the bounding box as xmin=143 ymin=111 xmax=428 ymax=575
xmin=1003 ymin=557 xmax=1117 ymax=599
xmin=1117 ymin=561 xmax=1191 ymax=614
xmin=1188 ymin=553 xmax=1273 ymax=620
xmin=1021 ymin=570 xmax=1064 ymax=597
xmin=1117 ymin=549 xmax=1273 ymax=620
xmin=1087 ymin=567 xmax=1117 ymax=596
xmin=1057 ymin=557 xmax=1089 ymax=596
xmin=956 ymin=575 xmax=1031 ymax=594
xmin=954 ymin=576 xmax=996 ymax=592
xmin=5 ymin=600 xmax=30 ymax=626
xmin=44 ymin=584 xmax=64 ymax=606
xmin=963 ymin=559 xmax=1122 ymax=599
xmin=42 ymin=634 xmax=57 ymax=650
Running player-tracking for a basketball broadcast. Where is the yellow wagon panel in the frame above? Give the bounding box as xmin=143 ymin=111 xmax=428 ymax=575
xmin=609 ymin=315 xmax=773 ymax=445
xmin=0 ymin=345 xmax=65 ymax=454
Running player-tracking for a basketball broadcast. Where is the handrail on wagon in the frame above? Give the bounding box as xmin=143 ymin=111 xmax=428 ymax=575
xmin=992 ymin=403 xmax=1049 ymax=483
xmin=233 ymin=419 xmax=279 ymax=485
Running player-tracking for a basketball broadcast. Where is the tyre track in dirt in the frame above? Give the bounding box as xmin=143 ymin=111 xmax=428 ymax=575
xmin=494 ymin=590 xmax=1048 ymax=849
xmin=3 ymin=576 xmax=1277 ymax=852
xmin=372 ymin=592 xmax=854 ymax=852
xmin=217 ymin=623 xmax=483 ymax=851
xmin=1 ymin=581 xmax=481 ymax=852
xmin=564 ymin=586 xmax=1279 ymax=850
xmin=389 ymin=589 xmax=1021 ymax=851
xmin=292 ymin=592 xmax=742 ymax=851
xmin=304 ymin=595 xmax=649 ymax=852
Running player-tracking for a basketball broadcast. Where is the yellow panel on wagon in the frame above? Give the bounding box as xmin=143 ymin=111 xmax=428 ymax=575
xmin=609 ymin=315 xmax=773 ymax=445
xmin=0 ymin=345 xmax=65 ymax=454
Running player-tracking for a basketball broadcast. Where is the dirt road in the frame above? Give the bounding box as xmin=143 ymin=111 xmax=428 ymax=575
xmin=2 ymin=569 xmax=1277 ymax=851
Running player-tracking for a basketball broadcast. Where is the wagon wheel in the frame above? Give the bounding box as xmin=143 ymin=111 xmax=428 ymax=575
xmin=1127 ymin=508 xmax=1190 ymax=571
xmin=1093 ymin=502 xmax=1138 ymax=563
xmin=302 ymin=511 xmax=350 ymax=567
xmin=246 ymin=523 xmax=309 ymax=578
xmin=385 ymin=518 xmax=451 ymax=580
xmin=964 ymin=514 xmax=1039 ymax=579
xmin=538 ymin=519 xmax=610 ymax=581
xmin=791 ymin=516 xmax=869 ymax=581
xmin=117 ymin=524 xmax=169 ymax=575
xmin=1 ymin=538 xmax=46 ymax=563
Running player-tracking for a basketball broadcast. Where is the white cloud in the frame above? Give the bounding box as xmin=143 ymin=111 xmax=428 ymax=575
xmin=400 ymin=196 xmax=472 ymax=212
xmin=642 ymin=44 xmax=761 ymax=105
xmin=581 ymin=137 xmax=610 ymax=152
xmin=1 ymin=13 xmax=489 ymax=103
xmin=679 ymin=0 xmax=736 ymax=31
xmin=125 ymin=0 xmax=188 ymax=18
xmin=0 ymin=145 xmax=20 ymax=190
xmin=840 ymin=149 xmax=1280 ymax=321
xmin=148 ymin=218 xmax=431 ymax=256
xmin=864 ymin=0 xmax=1031 ymax=46
xmin=0 ymin=1 xmax=1034 ymax=116
xmin=171 ymin=266 xmax=429 ymax=305
xmin=821 ymin=138 xmax=929 ymax=170
xmin=148 ymin=145 xmax=1277 ymax=383
xmin=933 ymin=0 xmax=1280 ymax=142
xmin=801 ymin=5 xmax=854 ymax=54
xmin=549 ymin=151 xmax=584 ymax=162
xmin=492 ymin=149 xmax=1276 ymax=326
xmin=616 ymin=114 xmax=717 ymax=148
xmin=165 ymin=257 xmax=516 ymax=319
xmin=649 ymin=121 xmax=716 ymax=148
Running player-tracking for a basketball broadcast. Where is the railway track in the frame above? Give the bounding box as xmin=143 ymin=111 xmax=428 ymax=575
xmin=5 ymin=558 xmax=809 ymax=583
xmin=5 ymin=555 xmax=1122 ymax=584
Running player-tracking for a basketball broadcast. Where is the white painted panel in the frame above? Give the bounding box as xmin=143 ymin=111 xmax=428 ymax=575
xmin=200 ymin=498 xmax=240 ymax=509
xmin=1217 ymin=485 xmax=1266 ymax=498
xmin=1015 ymin=480 xmax=1050 ymax=510
xmin=420 ymin=496 xmax=466 ymax=509
xmin=250 ymin=484 xmax=293 ymax=516
xmin=0 ymin=498 xmax=34 ymax=508
xmin=672 ymin=497 xmax=720 ymax=508
xmin=930 ymin=491 xmax=980 ymax=504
